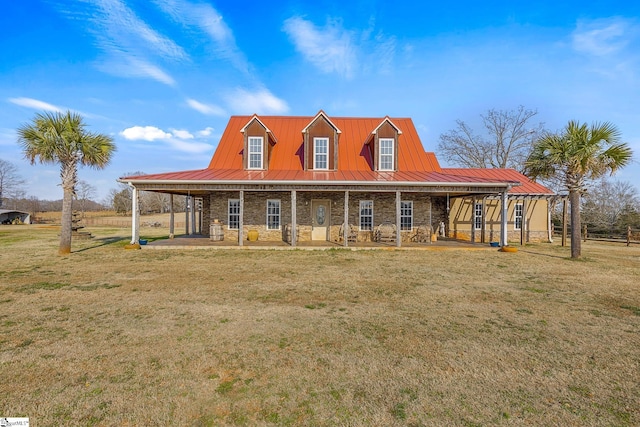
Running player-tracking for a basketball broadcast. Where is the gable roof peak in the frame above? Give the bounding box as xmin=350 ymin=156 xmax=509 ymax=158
xmin=302 ymin=110 xmax=342 ymax=134
xmin=372 ymin=116 xmax=403 ymax=135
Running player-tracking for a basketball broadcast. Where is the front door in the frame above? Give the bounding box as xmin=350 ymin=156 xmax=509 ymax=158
xmin=311 ymin=199 xmax=330 ymax=241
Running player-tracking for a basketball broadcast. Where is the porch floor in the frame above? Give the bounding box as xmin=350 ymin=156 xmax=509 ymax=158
xmin=143 ymin=235 xmax=496 ymax=250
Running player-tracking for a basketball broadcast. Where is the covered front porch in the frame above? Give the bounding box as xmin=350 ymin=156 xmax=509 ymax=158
xmin=125 ymin=180 xmax=515 ymax=249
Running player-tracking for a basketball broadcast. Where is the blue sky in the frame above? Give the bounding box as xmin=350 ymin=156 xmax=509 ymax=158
xmin=1 ymin=0 xmax=639 ymax=202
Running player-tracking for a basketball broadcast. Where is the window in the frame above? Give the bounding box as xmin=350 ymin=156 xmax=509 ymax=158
xmin=359 ymin=200 xmax=373 ymax=231
xmin=314 ymin=137 xmax=328 ymax=170
xmin=400 ymin=201 xmax=413 ymax=231
xmin=514 ymin=203 xmax=523 ymax=230
xmin=248 ymin=137 xmax=263 ymax=169
xmin=228 ymin=199 xmax=240 ymax=230
xmin=474 ymin=202 xmax=483 ymax=230
xmin=267 ymin=199 xmax=281 ymax=230
xmin=379 ymin=138 xmax=394 ymax=171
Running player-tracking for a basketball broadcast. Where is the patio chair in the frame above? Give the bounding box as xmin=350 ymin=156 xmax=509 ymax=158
xmin=339 ymin=222 xmax=358 ymax=243
xmin=374 ymin=221 xmax=396 ymax=243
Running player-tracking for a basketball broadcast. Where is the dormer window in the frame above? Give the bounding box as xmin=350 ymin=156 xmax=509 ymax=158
xmin=314 ymin=137 xmax=329 ymax=170
xmin=379 ymin=138 xmax=394 ymax=171
xmin=248 ymin=136 xmax=263 ymax=169
xmin=302 ymin=111 xmax=341 ymax=171
xmin=370 ymin=117 xmax=402 ymax=172
xmin=241 ymin=115 xmax=277 ymax=171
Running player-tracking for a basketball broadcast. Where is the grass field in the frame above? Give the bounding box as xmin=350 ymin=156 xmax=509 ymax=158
xmin=1 ymin=225 xmax=639 ymax=426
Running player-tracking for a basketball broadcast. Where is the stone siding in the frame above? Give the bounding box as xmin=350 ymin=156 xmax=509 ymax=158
xmin=206 ymin=191 xmax=448 ymax=243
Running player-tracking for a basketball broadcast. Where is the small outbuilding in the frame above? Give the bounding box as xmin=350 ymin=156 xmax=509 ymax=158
xmin=0 ymin=209 xmax=31 ymax=225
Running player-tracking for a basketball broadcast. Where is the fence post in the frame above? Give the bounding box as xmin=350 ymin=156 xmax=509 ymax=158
xmin=628 ymin=225 xmax=632 ymax=247
xmin=583 ymin=224 xmax=587 ymax=242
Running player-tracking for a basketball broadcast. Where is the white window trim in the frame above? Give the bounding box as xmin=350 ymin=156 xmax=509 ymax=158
xmin=514 ymin=202 xmax=523 ymax=231
xmin=378 ymin=138 xmax=395 ymax=171
xmin=248 ymin=136 xmax=263 ymax=170
xmin=474 ymin=202 xmax=483 ymax=230
xmin=400 ymin=200 xmax=413 ymax=231
xmin=314 ymin=137 xmax=329 ymax=170
xmin=359 ymin=200 xmax=373 ymax=231
xmin=228 ymin=199 xmax=240 ymax=230
xmin=266 ymin=199 xmax=281 ymax=230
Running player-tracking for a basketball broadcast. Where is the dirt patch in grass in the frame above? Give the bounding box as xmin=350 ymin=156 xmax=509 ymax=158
xmin=1 ymin=226 xmax=639 ymax=425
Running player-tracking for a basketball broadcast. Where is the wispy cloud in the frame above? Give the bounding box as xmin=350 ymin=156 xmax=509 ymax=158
xmin=9 ymin=97 xmax=64 ymax=112
xmin=572 ymin=17 xmax=635 ymax=56
xmin=224 ymin=88 xmax=289 ymax=115
xmin=186 ymin=98 xmax=227 ymax=116
xmin=197 ymin=127 xmax=214 ymax=137
xmin=282 ymin=16 xmax=396 ymax=79
xmin=170 ymin=128 xmax=194 ymax=139
xmin=152 ymin=0 xmax=251 ymax=75
xmin=56 ymin=0 xmax=186 ymax=85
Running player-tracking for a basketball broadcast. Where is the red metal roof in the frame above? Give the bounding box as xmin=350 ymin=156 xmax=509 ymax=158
xmin=120 ymin=114 xmax=552 ymax=193
xmin=442 ymin=168 xmax=554 ymax=195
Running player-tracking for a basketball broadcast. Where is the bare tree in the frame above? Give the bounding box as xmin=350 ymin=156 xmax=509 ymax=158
xmin=582 ymin=178 xmax=639 ymax=232
xmin=0 ymin=159 xmax=26 ymax=208
xmin=438 ymin=106 xmax=545 ymax=171
xmin=75 ymin=180 xmax=97 ymax=218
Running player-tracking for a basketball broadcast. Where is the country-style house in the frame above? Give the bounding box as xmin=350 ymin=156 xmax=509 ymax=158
xmin=119 ymin=111 xmax=554 ymax=247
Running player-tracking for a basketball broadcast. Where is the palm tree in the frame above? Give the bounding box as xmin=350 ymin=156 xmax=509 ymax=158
xmin=17 ymin=111 xmax=116 ymax=255
xmin=525 ymin=121 xmax=632 ymax=258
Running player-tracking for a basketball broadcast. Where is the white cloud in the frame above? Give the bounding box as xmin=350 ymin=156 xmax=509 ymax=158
xmin=55 ymin=0 xmax=186 ymax=85
xmin=9 ymin=97 xmax=64 ymax=112
xmin=572 ymin=17 xmax=634 ymax=56
xmin=186 ymin=98 xmax=227 ymax=116
xmin=152 ymin=0 xmax=250 ymax=74
xmin=170 ymin=128 xmax=194 ymax=139
xmin=120 ymin=126 xmax=172 ymax=141
xmin=99 ymin=56 xmax=176 ymax=86
xmin=283 ymin=17 xmax=356 ymax=79
xmin=197 ymin=127 xmax=214 ymax=137
xmin=224 ymin=88 xmax=289 ymax=115
xmin=166 ymin=139 xmax=213 ymax=154
xmin=119 ymin=125 xmax=213 ymax=154
xmin=282 ymin=16 xmax=397 ymax=79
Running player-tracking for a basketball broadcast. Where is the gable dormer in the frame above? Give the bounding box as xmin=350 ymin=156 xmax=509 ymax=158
xmin=302 ymin=111 xmax=341 ymax=171
xmin=370 ymin=117 xmax=402 ymax=172
xmin=241 ymin=115 xmax=277 ymax=170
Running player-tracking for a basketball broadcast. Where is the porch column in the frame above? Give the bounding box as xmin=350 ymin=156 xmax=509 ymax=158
xmin=471 ymin=196 xmax=476 ymax=243
xmin=344 ymin=191 xmax=349 ymax=247
xmin=238 ymin=190 xmax=244 ymax=246
xmin=291 ymin=190 xmax=297 ymax=247
xmin=169 ymin=194 xmax=175 ymax=239
xmin=130 ymin=185 xmax=140 ymax=244
xmin=396 ymin=191 xmax=401 ymax=248
xmin=481 ymin=196 xmax=487 ymax=243
xmin=521 ymin=198 xmax=528 ymax=245
xmin=500 ymin=189 xmax=509 ymax=247
xmin=185 ymin=196 xmax=190 ymax=235
xmin=191 ymin=197 xmax=197 ymax=235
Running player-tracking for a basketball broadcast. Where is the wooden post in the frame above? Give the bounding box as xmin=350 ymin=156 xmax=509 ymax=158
xmin=169 ymin=194 xmax=174 ymax=239
xmin=291 ymin=190 xmax=297 ymax=247
xmin=344 ymin=191 xmax=349 ymax=247
xmin=583 ymin=224 xmax=587 ymax=242
xmin=238 ymin=190 xmax=244 ymax=246
xmin=481 ymin=196 xmax=486 ymax=244
xmin=185 ymin=196 xmax=190 ymax=235
xmin=471 ymin=196 xmax=476 ymax=243
xmin=521 ymin=198 xmax=528 ymax=246
xmin=562 ymin=198 xmax=568 ymax=247
xmin=627 ymin=226 xmax=631 ymax=247
xmin=396 ymin=191 xmax=401 ymax=247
